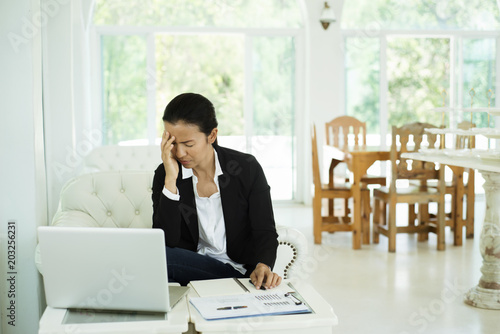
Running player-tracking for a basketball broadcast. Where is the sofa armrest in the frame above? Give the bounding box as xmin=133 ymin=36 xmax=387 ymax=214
xmin=35 ymin=212 xmax=102 ymax=275
xmin=274 ymin=225 xmax=308 ymax=279
xmin=51 ymin=211 xmax=102 ymax=228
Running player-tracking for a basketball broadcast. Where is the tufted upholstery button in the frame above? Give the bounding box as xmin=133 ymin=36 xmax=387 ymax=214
xmin=120 ymin=189 xmax=125 ymax=193
xmin=135 ymin=210 xmax=140 ymax=215
xmin=107 ymin=211 xmax=112 ymax=216
xmin=92 ymin=192 xmax=97 ymax=196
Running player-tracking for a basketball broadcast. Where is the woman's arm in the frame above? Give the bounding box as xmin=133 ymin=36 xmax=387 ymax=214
xmin=247 ymin=157 xmax=279 ymax=267
xmin=152 ymin=165 xmax=183 ymax=246
xmin=245 ymin=156 xmax=281 ymax=289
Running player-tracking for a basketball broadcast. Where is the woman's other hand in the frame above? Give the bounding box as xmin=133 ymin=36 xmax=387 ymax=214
xmin=250 ymin=263 xmax=282 ymax=290
xmin=161 ymin=130 xmax=179 ymax=193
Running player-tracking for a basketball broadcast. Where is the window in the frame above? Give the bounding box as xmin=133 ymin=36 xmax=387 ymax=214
xmin=342 ymin=1 xmax=500 ymax=140
xmin=386 ymin=37 xmax=449 ymax=128
xmin=92 ymin=0 xmax=303 ymax=200
xmin=461 ymin=38 xmax=497 ymax=127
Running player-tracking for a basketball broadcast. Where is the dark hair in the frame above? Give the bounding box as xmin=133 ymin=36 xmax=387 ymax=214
xmin=162 ymin=93 xmax=218 ymax=143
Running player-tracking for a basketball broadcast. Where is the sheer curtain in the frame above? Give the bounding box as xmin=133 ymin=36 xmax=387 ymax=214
xmin=42 ymin=0 xmax=96 ymax=218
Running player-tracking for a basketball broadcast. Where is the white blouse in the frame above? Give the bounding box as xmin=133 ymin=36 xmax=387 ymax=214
xmin=162 ymin=149 xmax=246 ymax=275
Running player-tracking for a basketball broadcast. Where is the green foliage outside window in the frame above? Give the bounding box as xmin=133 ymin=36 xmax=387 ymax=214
xmin=154 ymin=35 xmax=245 ymax=137
xmin=102 ymin=35 xmax=148 ymax=144
xmin=94 ymin=0 xmax=302 ymax=28
xmin=253 ymin=36 xmax=295 ymax=137
xmin=344 ymin=0 xmax=499 ymax=133
xmin=461 ymin=39 xmax=497 ymax=128
xmin=387 ymin=37 xmax=449 ymax=128
xmin=342 ymin=0 xmax=500 ymax=31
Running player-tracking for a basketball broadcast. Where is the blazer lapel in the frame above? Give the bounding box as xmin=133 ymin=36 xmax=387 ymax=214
xmin=216 ymin=147 xmax=240 ymax=240
xmin=177 ymin=173 xmax=199 ymax=244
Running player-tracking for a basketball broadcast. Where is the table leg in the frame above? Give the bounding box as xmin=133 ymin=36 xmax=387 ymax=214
xmin=466 ymin=169 xmax=475 ymax=239
xmin=464 ymin=171 xmax=500 ymax=309
xmin=453 ymin=167 xmax=464 ymax=246
xmin=447 ymin=164 xmax=466 ymax=246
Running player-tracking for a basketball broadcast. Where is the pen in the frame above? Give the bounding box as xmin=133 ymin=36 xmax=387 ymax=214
xmin=216 ymin=306 xmax=248 ymax=310
xmin=217 ymin=307 xmax=232 ymax=310
xmin=234 ymin=277 xmax=250 ymax=293
xmin=248 ymin=279 xmax=266 ymax=290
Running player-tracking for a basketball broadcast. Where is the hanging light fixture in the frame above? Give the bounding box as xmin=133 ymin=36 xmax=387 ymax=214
xmin=319 ymin=2 xmax=336 ymax=30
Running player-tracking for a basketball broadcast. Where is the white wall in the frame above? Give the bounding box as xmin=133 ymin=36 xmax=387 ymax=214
xmin=0 ymin=0 xmax=46 ymax=332
xmin=304 ymin=0 xmax=345 ymax=124
xmin=300 ymin=0 xmax=346 ymax=203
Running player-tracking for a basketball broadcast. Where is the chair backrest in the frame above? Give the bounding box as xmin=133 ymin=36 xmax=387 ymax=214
xmin=390 ymin=122 xmax=441 ymax=187
xmin=325 ymin=116 xmax=366 ymax=152
xmin=83 ymin=145 xmax=161 ymax=173
xmin=311 ymin=124 xmax=322 ymax=191
xmin=456 ymin=120 xmax=475 ymax=149
xmin=51 ymin=171 xmax=154 ymax=228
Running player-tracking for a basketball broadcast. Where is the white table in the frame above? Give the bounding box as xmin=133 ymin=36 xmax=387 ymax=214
xmin=38 ymin=296 xmax=191 ymax=334
xmin=187 ymin=279 xmax=338 ymax=334
xmin=403 ymin=152 xmax=500 ymax=310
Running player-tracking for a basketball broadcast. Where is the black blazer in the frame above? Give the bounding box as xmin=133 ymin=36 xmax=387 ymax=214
xmin=152 ymin=144 xmax=278 ymax=274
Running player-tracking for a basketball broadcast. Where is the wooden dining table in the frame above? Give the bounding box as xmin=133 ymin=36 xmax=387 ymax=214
xmin=324 ymin=145 xmax=390 ymax=249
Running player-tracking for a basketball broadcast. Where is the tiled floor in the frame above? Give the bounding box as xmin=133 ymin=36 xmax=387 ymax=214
xmin=273 ymin=195 xmax=499 ymax=334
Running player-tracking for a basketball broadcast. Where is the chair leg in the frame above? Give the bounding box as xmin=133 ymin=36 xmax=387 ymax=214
xmin=344 ymin=198 xmax=350 ymax=217
xmin=466 ymin=170 xmax=475 ymax=239
xmin=313 ymin=196 xmax=322 ymax=244
xmin=408 ymin=204 xmax=416 ymax=226
xmin=437 ymin=168 xmax=446 ymax=251
xmin=388 ymin=198 xmax=397 ymax=252
xmin=454 ymin=171 xmax=465 ymax=246
xmin=437 ymin=194 xmax=446 ymax=251
xmin=373 ymin=198 xmax=380 ymax=244
xmin=418 ymin=203 xmax=429 ymax=242
xmin=381 ymin=200 xmax=387 ymax=227
xmin=362 ymin=190 xmax=371 ymax=245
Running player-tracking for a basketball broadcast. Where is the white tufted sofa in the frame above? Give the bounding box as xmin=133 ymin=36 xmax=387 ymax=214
xmin=37 ymin=171 xmax=307 ymax=279
xmin=82 ymin=145 xmax=161 ymax=173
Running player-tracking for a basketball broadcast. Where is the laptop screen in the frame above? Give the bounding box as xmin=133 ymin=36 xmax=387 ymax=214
xmin=38 ymin=226 xmax=171 ymax=313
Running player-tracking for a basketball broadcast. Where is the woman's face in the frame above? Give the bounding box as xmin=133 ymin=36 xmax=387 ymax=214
xmin=163 ymin=121 xmax=217 ymax=170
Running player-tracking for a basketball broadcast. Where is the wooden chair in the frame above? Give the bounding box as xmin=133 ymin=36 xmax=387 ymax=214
xmin=311 ymin=124 xmax=370 ymax=246
xmin=456 ymin=121 xmax=475 ymax=239
xmin=325 ymin=116 xmax=386 ymax=187
xmin=325 ymin=116 xmax=386 ymax=219
xmin=372 ymin=122 xmax=446 ymax=252
xmin=423 ymin=121 xmax=476 ymax=245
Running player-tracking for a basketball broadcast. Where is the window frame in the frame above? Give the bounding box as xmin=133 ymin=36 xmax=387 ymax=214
xmin=342 ymin=29 xmax=500 ymax=148
xmin=89 ymin=25 xmax=305 ymax=202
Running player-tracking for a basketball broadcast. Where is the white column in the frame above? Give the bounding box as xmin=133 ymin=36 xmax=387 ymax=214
xmin=464 ymin=171 xmax=500 ymax=309
xmin=379 ymin=35 xmax=388 ymax=149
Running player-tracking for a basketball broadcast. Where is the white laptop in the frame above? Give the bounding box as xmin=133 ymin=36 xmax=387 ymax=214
xmin=38 ymin=226 xmax=188 ymax=313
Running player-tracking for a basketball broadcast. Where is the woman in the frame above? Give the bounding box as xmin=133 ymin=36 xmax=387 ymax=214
xmin=152 ymin=93 xmax=281 ymax=290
